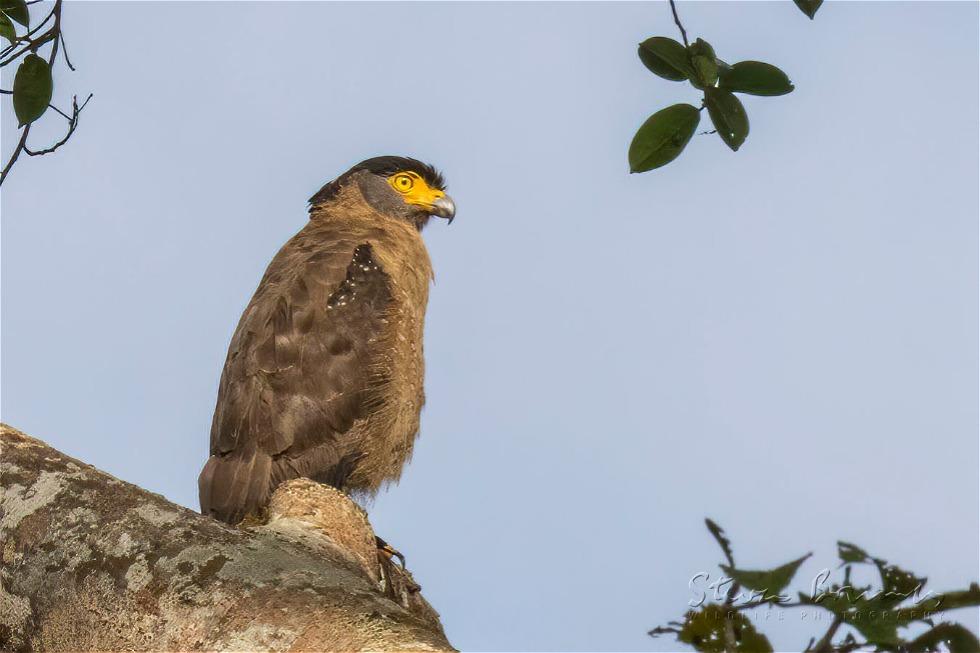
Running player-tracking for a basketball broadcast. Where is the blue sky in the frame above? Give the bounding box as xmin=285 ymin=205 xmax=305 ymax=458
xmin=2 ymin=2 xmax=977 ymax=650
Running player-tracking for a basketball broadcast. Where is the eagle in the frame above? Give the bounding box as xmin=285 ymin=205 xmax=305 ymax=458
xmin=198 ymin=156 xmax=454 ymax=526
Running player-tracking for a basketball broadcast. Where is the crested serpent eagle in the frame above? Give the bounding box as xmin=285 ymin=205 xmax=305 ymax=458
xmin=198 ymin=156 xmax=455 ymax=526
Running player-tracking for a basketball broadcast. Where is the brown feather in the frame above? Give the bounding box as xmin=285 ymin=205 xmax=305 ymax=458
xmin=199 ymin=182 xmax=432 ymax=524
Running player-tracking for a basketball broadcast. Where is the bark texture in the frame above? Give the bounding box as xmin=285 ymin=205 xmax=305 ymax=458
xmin=0 ymin=424 xmax=453 ymax=652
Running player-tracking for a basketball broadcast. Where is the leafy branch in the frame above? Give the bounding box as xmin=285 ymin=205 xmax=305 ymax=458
xmin=0 ymin=0 xmax=90 ymax=186
xmin=649 ymin=520 xmax=980 ymax=652
xmin=629 ymin=0 xmax=817 ymax=172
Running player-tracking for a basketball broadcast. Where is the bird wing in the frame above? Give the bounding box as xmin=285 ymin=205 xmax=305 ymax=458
xmin=199 ymin=231 xmax=391 ymax=523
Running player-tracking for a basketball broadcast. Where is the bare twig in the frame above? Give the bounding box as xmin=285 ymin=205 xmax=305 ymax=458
xmin=47 ymin=101 xmax=71 ymax=120
xmin=44 ymin=6 xmax=59 ymax=82
xmin=24 ymin=93 xmax=92 ymax=156
xmin=58 ymin=31 xmax=73 ymax=70
xmin=667 ymin=0 xmax=690 ymax=48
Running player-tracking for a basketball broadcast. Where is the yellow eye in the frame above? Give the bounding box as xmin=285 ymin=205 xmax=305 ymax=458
xmin=392 ymin=174 xmax=414 ymax=192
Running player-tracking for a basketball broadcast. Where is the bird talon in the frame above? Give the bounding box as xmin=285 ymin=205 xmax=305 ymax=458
xmin=376 ymin=536 xmax=406 ymax=568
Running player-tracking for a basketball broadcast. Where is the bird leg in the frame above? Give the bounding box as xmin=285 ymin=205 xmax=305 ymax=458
xmin=375 ymin=535 xmax=406 ymax=568
xmin=376 ymin=535 xmax=422 ymax=600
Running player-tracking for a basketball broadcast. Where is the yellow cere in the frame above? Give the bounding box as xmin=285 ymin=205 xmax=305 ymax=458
xmin=387 ymin=171 xmax=445 ymax=210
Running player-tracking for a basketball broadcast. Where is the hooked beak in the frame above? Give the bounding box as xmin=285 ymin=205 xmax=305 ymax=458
xmin=430 ymin=195 xmax=456 ymax=224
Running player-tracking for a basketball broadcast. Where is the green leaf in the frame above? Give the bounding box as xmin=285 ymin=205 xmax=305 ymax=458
xmin=678 ymin=605 xmax=774 ymax=653
xmin=836 ymin=544 xmax=929 ymax=608
xmin=837 ymin=541 xmax=870 ymax=564
xmin=737 ymin=624 xmax=774 ymax=653
xmin=687 ymin=38 xmax=719 ymax=89
xmin=845 ymin=609 xmax=901 ymax=646
xmin=920 ymin=583 xmax=980 ymax=612
xmin=628 ymin=103 xmax=700 ymax=172
xmin=720 ymin=553 xmax=810 ymax=601
xmin=716 ymin=59 xmax=732 ymax=76
xmin=719 ymin=61 xmax=794 ymax=96
xmin=0 ymin=11 xmax=15 ymax=45
xmin=873 ymin=559 xmax=926 ymax=607
xmin=637 ymin=37 xmax=692 ymax=81
xmin=704 ymin=519 xmax=735 ymax=565
xmin=704 ymin=88 xmax=749 ymax=152
xmin=12 ymin=54 xmax=53 ymax=127
xmin=908 ymin=622 xmax=980 ymax=653
xmin=800 ymin=586 xmax=906 ymax=647
xmin=0 ymin=0 xmax=27 ymax=27
xmin=793 ymin=0 xmax=823 ymax=19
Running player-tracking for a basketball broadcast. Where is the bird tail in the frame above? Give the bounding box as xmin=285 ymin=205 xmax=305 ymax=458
xmin=198 ymin=450 xmax=272 ymax=525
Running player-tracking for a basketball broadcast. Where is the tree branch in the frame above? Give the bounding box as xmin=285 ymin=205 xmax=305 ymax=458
xmin=0 ymin=125 xmax=31 ymax=186
xmin=0 ymin=6 xmax=56 ymax=61
xmin=0 ymin=0 xmax=90 ymax=186
xmin=0 ymin=424 xmax=453 ymax=651
xmin=810 ymin=614 xmax=843 ymax=653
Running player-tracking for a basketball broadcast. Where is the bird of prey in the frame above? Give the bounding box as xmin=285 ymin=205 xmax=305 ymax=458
xmin=199 ymin=156 xmax=454 ymax=526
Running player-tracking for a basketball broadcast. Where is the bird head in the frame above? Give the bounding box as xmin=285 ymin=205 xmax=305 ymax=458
xmin=309 ymin=156 xmax=455 ymax=229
